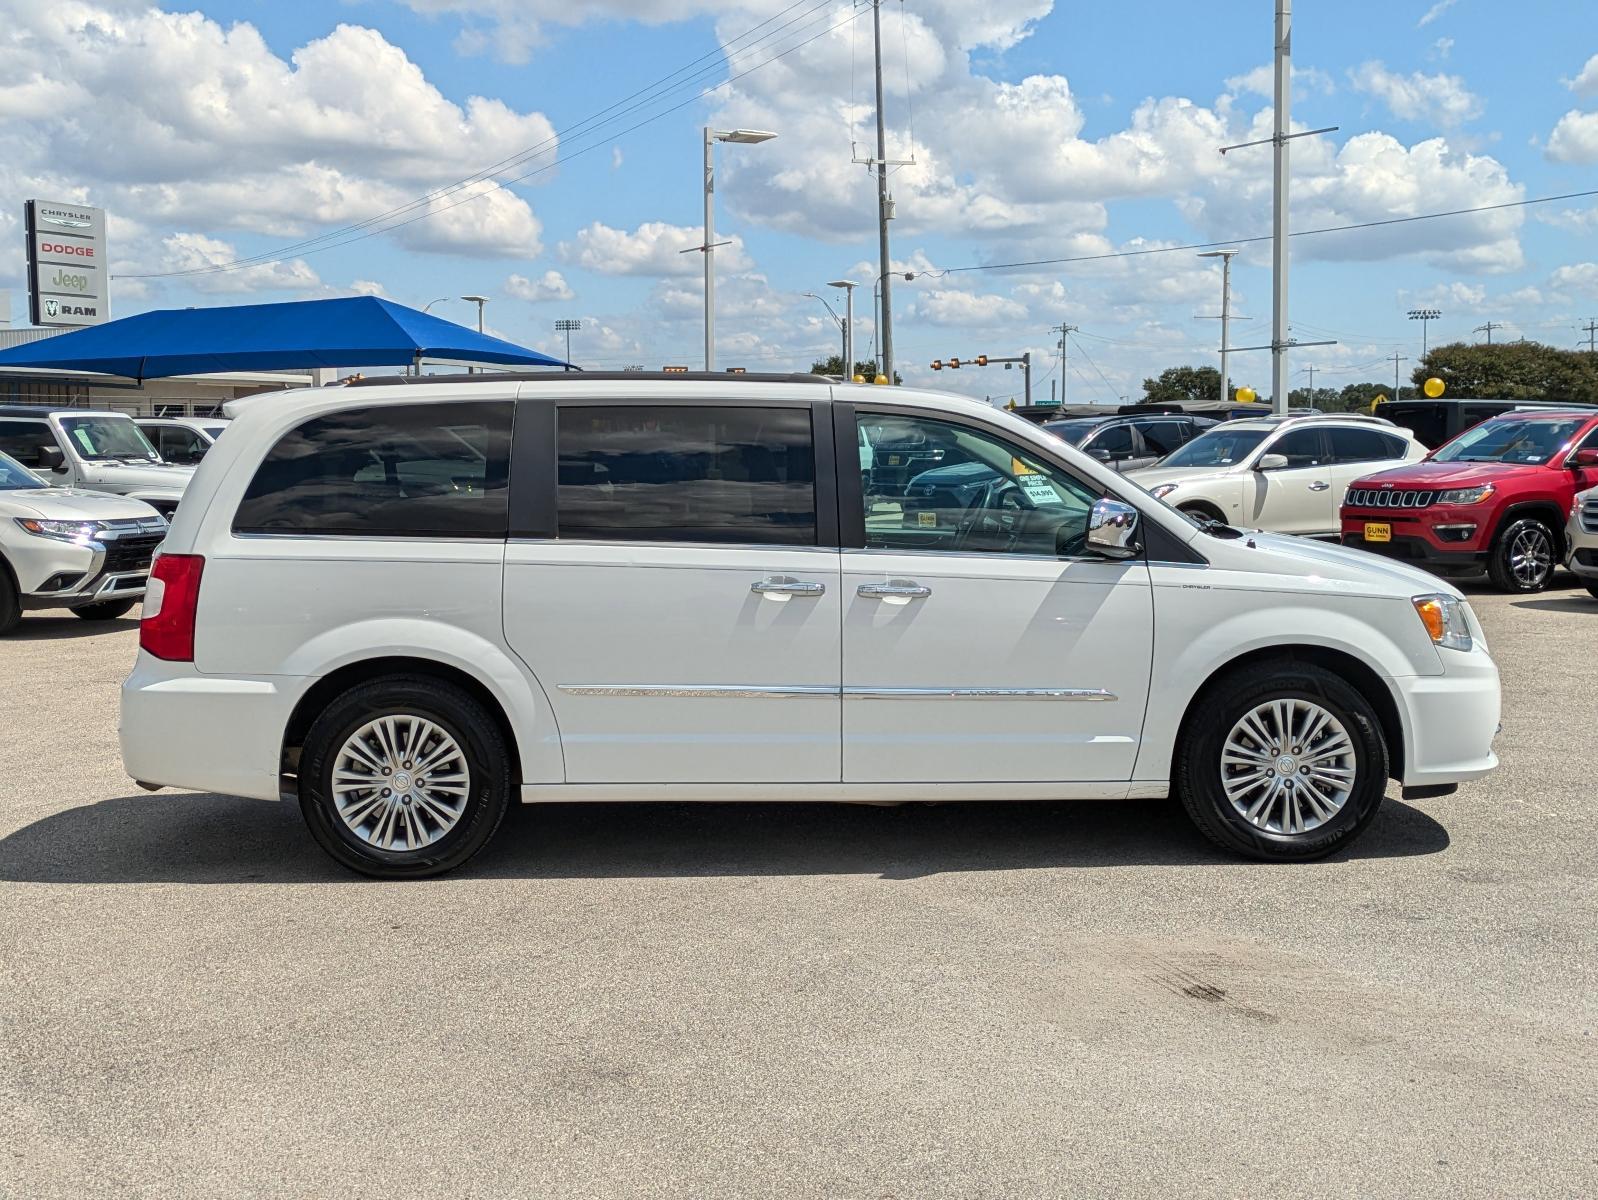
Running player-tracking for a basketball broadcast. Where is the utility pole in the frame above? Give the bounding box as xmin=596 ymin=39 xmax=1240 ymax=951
xmin=1390 ymin=352 xmax=1406 ymax=402
xmin=1473 ymin=321 xmax=1502 ymax=344
xmin=1305 ymin=363 xmax=1316 ymax=400
xmin=1196 ymin=248 xmax=1241 ymax=406
xmin=1217 ymin=2 xmax=1336 ymax=414
xmin=1583 ymin=318 xmax=1598 ymax=352
xmin=1051 ymin=323 xmax=1077 ymax=407
xmin=872 ymin=0 xmax=895 ymax=384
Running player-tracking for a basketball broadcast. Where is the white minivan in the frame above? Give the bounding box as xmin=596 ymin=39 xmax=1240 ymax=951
xmin=121 ymin=374 xmax=1501 ymax=878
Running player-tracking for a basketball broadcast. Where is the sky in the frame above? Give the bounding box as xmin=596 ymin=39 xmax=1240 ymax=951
xmin=2 ymin=0 xmax=1596 ymax=404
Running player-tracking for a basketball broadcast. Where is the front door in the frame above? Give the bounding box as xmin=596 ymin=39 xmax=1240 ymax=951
xmin=841 ymin=409 xmax=1154 ymax=784
xmin=502 ymin=400 xmax=842 ymax=784
xmin=1247 ymin=427 xmax=1335 ymax=534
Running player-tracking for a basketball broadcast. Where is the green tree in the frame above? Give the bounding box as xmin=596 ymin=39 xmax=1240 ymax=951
xmin=1415 ymin=340 xmax=1598 ymax=403
xmin=1142 ymin=365 xmax=1222 ymax=405
xmin=810 ymin=355 xmax=900 ymax=385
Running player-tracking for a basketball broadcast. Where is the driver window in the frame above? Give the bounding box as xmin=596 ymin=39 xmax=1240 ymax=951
xmin=857 ymin=412 xmax=1098 ymax=557
xmin=1268 ymin=428 xmax=1327 ymax=468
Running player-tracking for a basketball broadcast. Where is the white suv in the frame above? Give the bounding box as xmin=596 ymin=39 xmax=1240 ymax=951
xmin=0 ymin=449 xmax=166 ymax=632
xmin=1128 ymin=415 xmax=1426 ymax=537
xmin=121 ymin=374 xmax=1501 ymax=877
xmin=1568 ymin=485 xmax=1598 ymax=599
xmin=0 ymin=406 xmax=195 ymax=519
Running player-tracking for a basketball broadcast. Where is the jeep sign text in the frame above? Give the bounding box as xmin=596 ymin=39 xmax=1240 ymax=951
xmin=26 ymin=198 xmax=109 ymax=327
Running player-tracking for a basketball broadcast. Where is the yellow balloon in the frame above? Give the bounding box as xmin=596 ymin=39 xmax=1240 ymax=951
xmin=873 ymin=374 xmax=890 ymax=386
xmin=851 ymin=374 xmax=865 ymax=383
xmin=1423 ymin=377 xmax=1446 ymax=398
xmin=1236 ymin=386 xmax=1258 ymax=403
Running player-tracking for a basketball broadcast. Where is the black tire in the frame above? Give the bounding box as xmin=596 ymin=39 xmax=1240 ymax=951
xmin=1176 ymin=661 xmax=1389 ymax=862
xmin=1585 ymin=580 xmax=1598 ymax=600
xmin=1486 ymin=516 xmax=1556 ymax=593
xmin=0 ymin=564 xmax=19 ymax=635
xmin=298 ymin=676 xmax=512 ymax=879
xmin=1179 ymin=502 xmax=1226 ymax=525
xmin=71 ymin=598 xmax=138 ymax=622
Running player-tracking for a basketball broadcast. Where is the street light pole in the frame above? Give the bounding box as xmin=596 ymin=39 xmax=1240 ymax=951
xmin=1270 ymin=0 xmax=1291 ymax=414
xmin=872 ymin=0 xmax=895 ymax=385
xmin=829 ymin=279 xmax=859 ymax=379
xmin=461 ymin=294 xmax=487 ymax=375
xmin=1198 ymin=249 xmax=1240 ymax=406
xmin=700 ymin=127 xmax=777 ymax=371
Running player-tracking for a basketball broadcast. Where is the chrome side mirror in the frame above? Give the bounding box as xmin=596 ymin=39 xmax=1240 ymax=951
xmin=1085 ymin=497 xmax=1140 ymax=560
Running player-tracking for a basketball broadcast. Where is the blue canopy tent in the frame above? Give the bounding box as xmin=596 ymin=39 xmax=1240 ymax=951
xmin=0 ymin=296 xmax=570 ymax=380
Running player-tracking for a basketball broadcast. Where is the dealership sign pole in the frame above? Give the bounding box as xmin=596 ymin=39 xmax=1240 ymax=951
xmin=25 ymin=199 xmax=109 ymax=327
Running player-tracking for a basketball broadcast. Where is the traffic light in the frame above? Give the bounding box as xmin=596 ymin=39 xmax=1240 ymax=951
xmin=663 ymin=365 xmax=689 ymax=373
xmin=930 ymin=359 xmax=943 ymax=370
xmin=949 ymin=357 xmax=961 ymax=369
xmin=975 ymin=355 xmax=988 ymax=366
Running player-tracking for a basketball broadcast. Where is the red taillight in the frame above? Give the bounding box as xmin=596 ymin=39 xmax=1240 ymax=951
xmin=140 ymin=553 xmax=205 ymax=662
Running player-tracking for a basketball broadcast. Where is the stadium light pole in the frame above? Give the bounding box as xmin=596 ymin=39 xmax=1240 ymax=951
xmin=698 ymin=128 xmax=777 ymax=371
xmin=555 ymin=318 xmax=581 ymax=365
xmin=1408 ymin=307 xmax=1441 ymax=363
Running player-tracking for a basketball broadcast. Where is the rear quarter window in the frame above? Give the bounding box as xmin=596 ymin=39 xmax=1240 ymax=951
xmin=232 ymin=401 xmax=512 ymax=538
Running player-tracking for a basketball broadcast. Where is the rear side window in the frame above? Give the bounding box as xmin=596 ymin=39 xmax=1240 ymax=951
xmin=0 ymin=420 xmax=52 ymax=466
xmin=556 ymin=405 xmax=816 ymax=545
xmin=233 ymin=402 xmax=512 ymax=538
xmin=1135 ymin=419 xmax=1188 ymax=455
xmin=1327 ymin=426 xmax=1404 ymax=463
xmin=1269 ymin=428 xmax=1327 ymax=467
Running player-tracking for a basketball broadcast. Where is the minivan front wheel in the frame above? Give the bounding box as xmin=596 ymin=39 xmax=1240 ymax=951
xmin=1176 ymin=662 xmax=1388 ymax=861
xmin=299 ymin=676 xmax=512 ymax=878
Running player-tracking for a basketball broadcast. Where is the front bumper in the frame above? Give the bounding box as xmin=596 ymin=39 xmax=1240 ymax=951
xmin=1391 ymin=645 xmax=1501 ymax=788
xmin=14 ymin=517 xmax=166 ymax=608
xmin=1567 ymin=545 xmax=1598 ymax=580
xmin=120 ymin=654 xmax=292 ymax=801
xmin=1341 ymin=530 xmax=1486 ymax=574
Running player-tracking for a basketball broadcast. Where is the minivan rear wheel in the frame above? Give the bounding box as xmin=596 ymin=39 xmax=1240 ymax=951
xmin=1176 ymin=661 xmax=1388 ymax=861
xmin=299 ymin=676 xmax=512 ymax=878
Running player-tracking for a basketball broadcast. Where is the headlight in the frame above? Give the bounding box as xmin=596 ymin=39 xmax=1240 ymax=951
xmin=14 ymin=518 xmax=103 ymax=543
xmin=1149 ymin=483 xmax=1178 ymax=500
xmin=1435 ymin=484 xmax=1494 ymax=505
xmin=1412 ymin=593 xmax=1473 ymax=652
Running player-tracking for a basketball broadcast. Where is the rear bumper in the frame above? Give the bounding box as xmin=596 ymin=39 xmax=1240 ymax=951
xmin=1391 ymin=648 xmax=1501 ymax=788
xmin=120 ymin=654 xmax=293 ymax=801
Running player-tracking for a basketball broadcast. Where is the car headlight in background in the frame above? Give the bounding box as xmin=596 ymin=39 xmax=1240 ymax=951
xmin=14 ymin=518 xmax=103 ymax=543
xmin=1435 ymin=484 xmax=1495 ymax=505
xmin=1149 ymin=483 xmax=1179 ymax=500
xmin=1412 ymin=593 xmax=1474 ymax=652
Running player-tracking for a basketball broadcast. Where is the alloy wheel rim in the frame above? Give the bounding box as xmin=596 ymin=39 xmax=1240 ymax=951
xmin=1508 ymin=527 xmax=1552 ymax=587
xmin=1220 ymin=699 xmax=1356 ymax=835
xmin=331 ymin=715 xmax=470 ymax=851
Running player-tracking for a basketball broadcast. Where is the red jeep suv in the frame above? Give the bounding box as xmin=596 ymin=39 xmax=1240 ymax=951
xmin=1341 ymin=408 xmax=1598 ymax=592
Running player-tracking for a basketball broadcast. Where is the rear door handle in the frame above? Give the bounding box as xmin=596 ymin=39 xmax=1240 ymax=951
xmin=1308 ymin=481 xmax=1330 ymax=492
xmin=857 ymin=581 xmax=932 ymax=600
xmin=751 ymin=576 xmax=826 ymax=597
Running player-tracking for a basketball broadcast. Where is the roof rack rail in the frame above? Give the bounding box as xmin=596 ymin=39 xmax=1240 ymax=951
xmin=346 ymin=370 xmax=832 ymax=387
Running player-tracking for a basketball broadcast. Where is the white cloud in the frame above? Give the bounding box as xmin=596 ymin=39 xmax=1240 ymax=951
xmin=1351 ymin=62 xmax=1483 ymax=126
xmin=1418 ymin=0 xmax=1458 ymax=27
xmin=1537 ymin=207 xmax=1598 ymax=233
xmin=914 ymin=289 xmax=1027 ymax=326
xmin=349 ymin=279 xmax=389 ymax=297
xmin=1547 ymin=110 xmax=1598 ymax=164
xmin=156 ymin=233 xmax=320 ymax=294
xmin=506 ymin=269 xmax=574 ymax=302
xmin=1569 ymin=53 xmax=1598 ymax=95
xmin=1550 ymin=263 xmax=1598 ymax=299
xmin=1432 ymin=37 xmax=1454 ymax=60
xmin=560 ymin=221 xmax=751 ymax=276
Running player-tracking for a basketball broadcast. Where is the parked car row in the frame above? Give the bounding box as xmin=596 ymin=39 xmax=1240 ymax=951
xmin=0 ymin=407 xmax=226 ymax=631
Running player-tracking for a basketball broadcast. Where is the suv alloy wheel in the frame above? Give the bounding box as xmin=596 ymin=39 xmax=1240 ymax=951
xmin=1487 ymin=517 xmax=1556 ymax=593
xmin=299 ymin=676 xmax=513 ymax=878
xmin=1176 ymin=661 xmax=1389 ymax=861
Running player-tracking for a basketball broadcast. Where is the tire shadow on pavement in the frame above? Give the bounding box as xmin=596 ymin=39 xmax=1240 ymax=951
xmin=0 ymin=790 xmax=1450 ymax=885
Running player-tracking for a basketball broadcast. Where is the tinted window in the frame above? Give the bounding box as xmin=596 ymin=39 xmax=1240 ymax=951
xmin=1269 ymin=428 xmax=1326 ymax=467
xmin=1040 ymin=419 xmax=1103 ymax=446
xmin=557 ymin=406 xmax=815 ymax=545
xmin=860 ymin=413 xmax=1099 ymax=557
xmin=1135 ymin=419 xmax=1188 ymax=456
xmin=154 ymin=425 xmax=209 ymax=464
xmin=1381 ymin=402 xmax=1449 ymax=448
xmin=0 ymin=419 xmax=52 ymax=467
xmin=1327 ymin=426 xmax=1403 ymax=463
xmin=234 ymin=402 xmax=511 ymax=537
xmin=1086 ymin=423 xmax=1135 ymax=459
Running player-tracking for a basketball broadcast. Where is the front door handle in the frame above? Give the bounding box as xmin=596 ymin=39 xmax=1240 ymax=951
xmin=751 ymin=576 xmax=826 ymax=598
xmin=1308 ymin=481 xmax=1330 ymax=492
xmin=857 ymin=581 xmax=932 ymax=600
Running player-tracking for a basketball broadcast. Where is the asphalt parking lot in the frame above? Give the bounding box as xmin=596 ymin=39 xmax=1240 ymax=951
xmin=3 ymin=581 xmax=1596 ymax=1199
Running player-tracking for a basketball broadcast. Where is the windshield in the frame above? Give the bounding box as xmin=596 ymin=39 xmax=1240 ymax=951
xmin=0 ymin=450 xmax=46 ymax=490
xmin=1158 ymin=426 xmax=1270 ymax=469
xmin=1431 ymin=417 xmax=1587 ymax=465
xmin=1041 ymin=419 xmax=1104 ymax=446
xmin=58 ymin=415 xmax=160 ymax=462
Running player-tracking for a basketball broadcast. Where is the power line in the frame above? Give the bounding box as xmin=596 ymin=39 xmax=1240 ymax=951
xmin=116 ymin=0 xmax=856 ymax=280
xmin=941 ymin=188 xmax=1598 ymax=277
